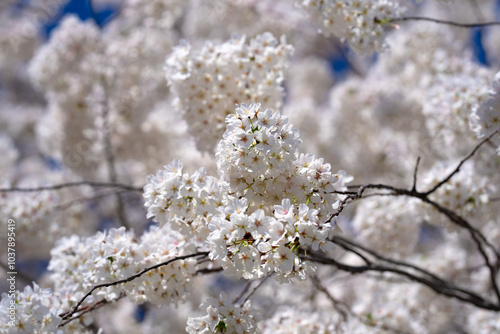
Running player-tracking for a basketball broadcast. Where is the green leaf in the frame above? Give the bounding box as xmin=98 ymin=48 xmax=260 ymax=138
xmin=215 ymin=320 xmax=227 ymax=333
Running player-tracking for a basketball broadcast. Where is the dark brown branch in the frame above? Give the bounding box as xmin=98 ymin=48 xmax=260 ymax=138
xmin=308 ymin=253 xmax=500 ymax=311
xmin=417 ymin=196 xmax=500 ymax=261
xmin=59 ymin=252 xmax=209 ymax=321
xmin=310 ymin=274 xmax=348 ymax=321
xmin=350 ymin=183 xmax=500 ymax=303
xmin=321 ymin=131 xmax=500 ymax=309
xmin=195 ymin=267 xmax=224 ymax=275
xmin=330 ymin=236 xmax=488 ymax=304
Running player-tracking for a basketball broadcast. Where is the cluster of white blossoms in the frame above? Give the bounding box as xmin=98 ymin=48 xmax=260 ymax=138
xmin=0 ymin=284 xmax=61 ymax=334
xmin=410 ymin=235 xmax=470 ymax=282
xmin=422 ymin=55 xmax=493 ymax=157
xmin=295 ymin=0 xmax=404 ymax=54
xmin=419 ymin=160 xmax=490 ymax=229
xmin=208 ymin=197 xmax=331 ymax=281
xmin=286 ymin=56 xmax=334 ymax=103
xmin=29 ymin=16 xmax=102 ymax=103
xmin=1 ymin=188 xmax=58 ymax=238
xmin=0 ymin=134 xmax=18 ymax=176
xmin=27 ymin=6 xmax=197 ymax=184
xmin=180 ymin=0 xmax=323 ymax=56
xmin=48 ymin=225 xmax=198 ymax=311
xmin=165 ymin=33 xmax=293 ymax=152
xmin=1 ymin=221 xmax=202 ymax=334
xmin=116 ymin=0 xmax=185 ymax=30
xmin=465 ymin=308 xmax=500 ymax=334
xmin=0 ymin=178 xmax=96 ymax=258
xmin=472 ymin=70 xmax=500 ymax=153
xmin=0 ymin=15 xmax=38 ymax=78
xmin=0 ymin=0 xmax=71 ymax=80
xmin=145 ymin=103 xmax=347 ymax=281
xmin=352 ymin=196 xmax=421 ymax=258
xmin=216 ymin=103 xmax=347 ymax=214
xmin=186 ymin=293 xmax=259 ymax=334
xmin=0 ymin=167 xmax=98 ymax=257
xmin=143 ymin=159 xmax=225 ymax=243
xmin=260 ymin=307 xmax=342 ymax=333
xmin=351 ymin=279 xmax=457 ymax=334
xmin=320 ymin=73 xmax=428 ymax=184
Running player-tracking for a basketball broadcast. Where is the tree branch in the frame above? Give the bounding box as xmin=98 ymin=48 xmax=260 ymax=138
xmin=308 ymin=252 xmax=500 ymax=311
xmin=423 ymin=128 xmax=500 ymax=196
xmin=320 ymin=130 xmax=500 ymax=309
xmin=53 ymin=189 xmax=129 ymax=211
xmin=346 ymin=183 xmax=500 ymax=304
xmin=238 ymin=274 xmax=270 ymax=307
xmin=330 ymin=236 xmax=490 ymax=303
xmin=310 ymin=274 xmax=348 ymax=321
xmin=59 ymin=252 xmax=209 ymax=322
xmin=0 ymin=181 xmax=143 ymax=193
xmin=58 ymin=297 xmax=121 ymax=327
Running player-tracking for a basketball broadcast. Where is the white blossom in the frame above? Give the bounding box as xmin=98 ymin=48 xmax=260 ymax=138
xmin=295 ymin=0 xmax=405 ymax=54
xmin=166 ymin=34 xmax=293 ymax=152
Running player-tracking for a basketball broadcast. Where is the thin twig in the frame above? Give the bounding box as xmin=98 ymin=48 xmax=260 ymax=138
xmin=327 ymin=183 xmax=500 ymax=306
xmin=310 ymin=274 xmax=348 ymax=321
xmin=424 ymin=129 xmax=499 ymax=195
xmin=311 ymin=274 xmax=411 ymax=334
xmin=239 ymin=275 xmax=271 ymax=306
xmin=0 ymin=181 xmax=143 ymax=193
xmin=319 ymin=132 xmax=500 ymax=310
xmin=195 ymin=267 xmax=223 ymax=275
xmin=54 ymin=189 xmax=128 ymax=211
xmin=412 ymin=156 xmax=420 ymax=192
xmin=331 ymin=236 xmax=486 ymax=301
